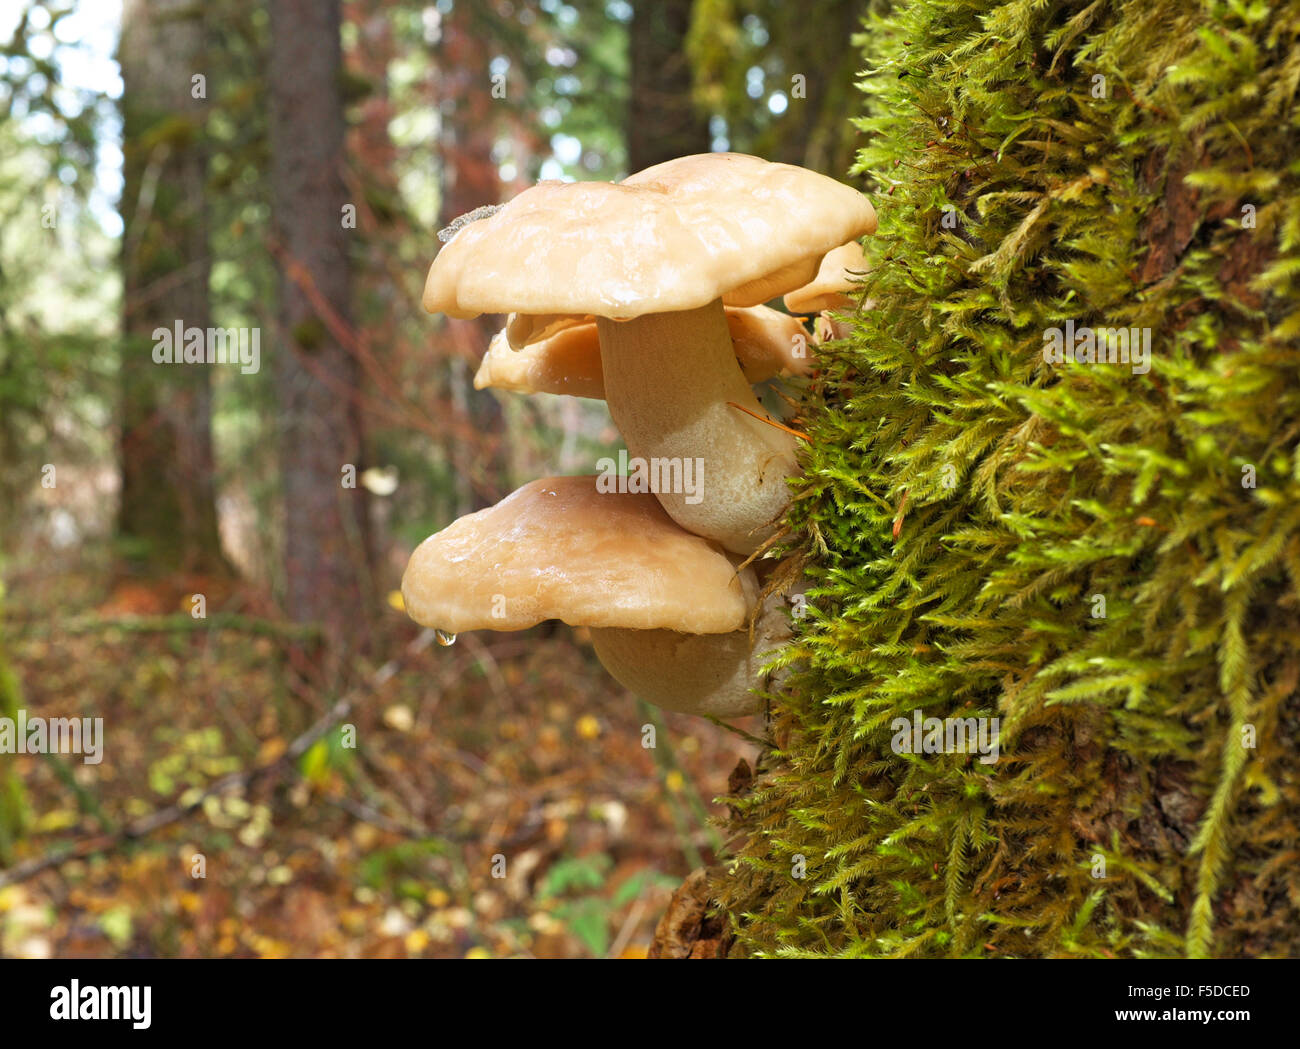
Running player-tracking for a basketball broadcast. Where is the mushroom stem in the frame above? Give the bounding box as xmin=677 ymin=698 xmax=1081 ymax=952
xmin=596 ymin=298 xmax=798 ymax=555
xmin=589 ymin=598 xmax=791 ymax=719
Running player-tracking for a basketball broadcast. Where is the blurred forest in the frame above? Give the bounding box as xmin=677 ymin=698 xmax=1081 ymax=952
xmin=0 ymin=0 xmax=867 ymax=957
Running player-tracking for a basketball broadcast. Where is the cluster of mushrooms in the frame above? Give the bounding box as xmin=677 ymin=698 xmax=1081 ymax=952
xmin=402 ymin=153 xmax=876 ymax=718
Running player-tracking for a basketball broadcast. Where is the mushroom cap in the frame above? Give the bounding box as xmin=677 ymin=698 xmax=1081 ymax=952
xmin=726 ymin=305 xmax=812 ymax=380
xmin=423 ymin=153 xmax=877 ymax=321
xmin=473 ymin=305 xmax=810 ymax=398
xmin=401 ymin=476 xmax=755 ymax=633
xmin=783 ymin=240 xmax=870 ymax=315
xmin=474 ymin=326 xmax=605 ymax=399
xmin=505 ymin=312 xmax=587 ymax=350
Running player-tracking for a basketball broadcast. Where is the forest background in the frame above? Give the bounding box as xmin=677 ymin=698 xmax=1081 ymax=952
xmin=0 ymin=0 xmax=869 ymax=958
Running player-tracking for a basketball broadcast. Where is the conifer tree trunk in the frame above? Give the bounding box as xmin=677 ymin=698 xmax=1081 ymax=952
xmin=628 ymin=0 xmax=710 ymax=171
xmin=118 ymin=0 xmax=224 ymax=575
xmin=438 ymin=1 xmax=507 ymax=513
xmin=770 ymin=2 xmax=861 ymax=176
xmin=267 ymin=0 xmax=373 ymax=645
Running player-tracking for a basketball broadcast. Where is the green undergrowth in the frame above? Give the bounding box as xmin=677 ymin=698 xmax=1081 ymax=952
xmin=719 ymin=0 xmax=1300 ymax=957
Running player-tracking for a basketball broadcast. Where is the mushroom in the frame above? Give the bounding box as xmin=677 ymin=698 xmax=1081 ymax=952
xmin=475 ymin=324 xmax=605 ymax=400
xmin=400 ymin=475 xmax=788 ymax=718
xmin=784 ymin=240 xmax=870 ymax=341
xmin=474 ymin=304 xmax=811 ymax=400
xmin=725 ymin=306 xmax=815 ymax=380
xmin=783 ymin=241 xmax=870 ymax=315
xmin=424 ymin=152 xmax=876 ymax=554
xmin=505 ymin=311 xmax=587 ymax=350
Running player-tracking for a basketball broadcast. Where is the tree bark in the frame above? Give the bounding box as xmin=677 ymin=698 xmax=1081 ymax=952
xmin=772 ymin=2 xmax=862 ymax=176
xmin=118 ymin=0 xmax=224 ymax=575
xmin=628 ymin=0 xmax=710 ymax=172
xmin=438 ymin=1 xmax=508 ymax=513
xmin=267 ymin=0 xmax=372 ymax=647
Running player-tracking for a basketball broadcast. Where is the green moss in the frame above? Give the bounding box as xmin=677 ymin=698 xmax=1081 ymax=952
xmin=0 ymin=582 xmax=30 ymax=864
xmin=718 ymin=0 xmax=1300 ymax=958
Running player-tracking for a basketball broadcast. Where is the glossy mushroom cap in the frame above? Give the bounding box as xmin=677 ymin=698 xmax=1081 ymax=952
xmin=474 ymin=326 xmax=606 ymax=400
xmin=401 ymin=475 xmax=755 ymax=634
xmin=400 ymin=476 xmax=788 ymax=717
xmin=725 ymin=306 xmax=812 ymax=380
xmin=423 ymin=153 xmax=877 ymax=321
xmin=784 ymin=241 xmax=870 ymax=315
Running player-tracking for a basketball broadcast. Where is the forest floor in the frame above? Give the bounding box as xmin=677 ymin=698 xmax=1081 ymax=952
xmin=0 ymin=548 xmax=762 ymax=959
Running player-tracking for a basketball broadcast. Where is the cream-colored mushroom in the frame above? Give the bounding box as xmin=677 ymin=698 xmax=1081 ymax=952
xmin=784 ymin=241 xmax=869 ymax=315
xmin=504 ymin=312 xmax=588 ymax=350
xmin=423 ymin=153 xmax=876 ymax=555
xmin=400 ymin=476 xmax=787 ymax=718
xmin=588 ymin=598 xmax=790 ymax=718
xmin=726 ymin=305 xmax=814 ymax=380
xmin=475 ymin=325 xmax=605 ymax=399
xmin=785 ymin=240 xmax=870 ymax=342
xmin=474 ymin=305 xmax=810 ymax=400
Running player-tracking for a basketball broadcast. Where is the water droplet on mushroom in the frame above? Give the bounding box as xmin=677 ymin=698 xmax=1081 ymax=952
xmin=435 ymin=629 xmax=457 ymax=647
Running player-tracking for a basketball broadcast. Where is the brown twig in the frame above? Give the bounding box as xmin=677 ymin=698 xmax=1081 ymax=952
xmin=725 ymin=402 xmax=812 ymax=442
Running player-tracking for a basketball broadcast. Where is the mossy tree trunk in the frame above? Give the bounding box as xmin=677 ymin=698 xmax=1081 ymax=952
xmin=716 ymin=0 xmax=1300 ymax=958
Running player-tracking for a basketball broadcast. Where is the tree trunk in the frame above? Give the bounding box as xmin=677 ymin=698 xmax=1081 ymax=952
xmin=438 ymin=1 xmax=508 ymax=514
xmin=118 ymin=0 xmax=224 ymax=575
xmin=628 ymin=0 xmax=710 ymax=172
xmin=267 ymin=0 xmax=372 ymax=647
xmin=771 ymin=2 xmax=862 ymax=176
